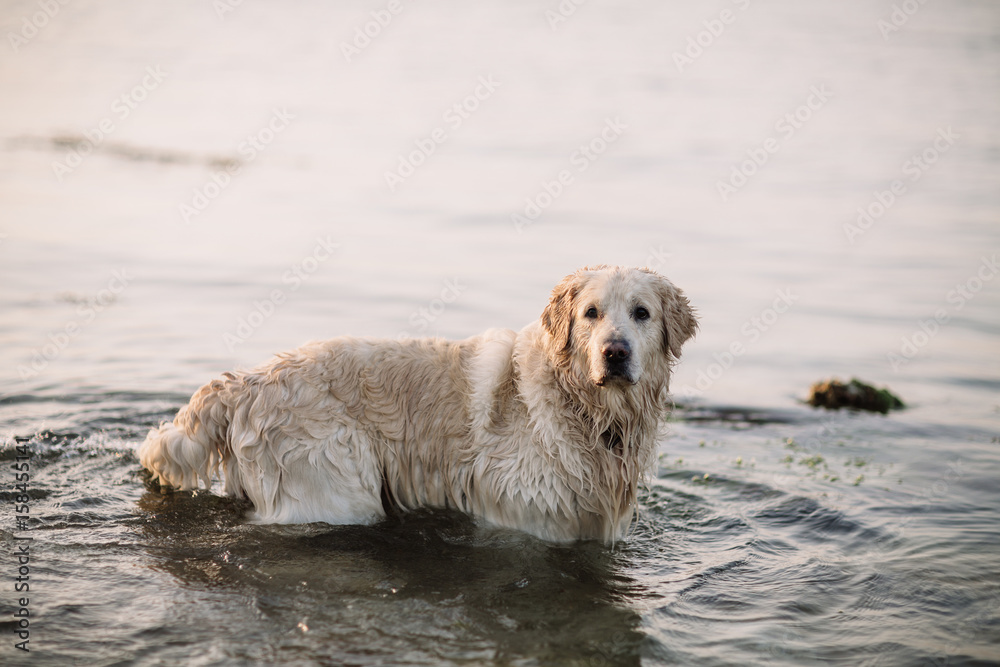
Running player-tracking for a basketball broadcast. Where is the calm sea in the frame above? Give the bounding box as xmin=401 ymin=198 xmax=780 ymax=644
xmin=1 ymin=0 xmax=998 ymax=664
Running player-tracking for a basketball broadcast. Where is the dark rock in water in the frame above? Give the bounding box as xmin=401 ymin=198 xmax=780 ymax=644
xmin=806 ymin=378 xmax=904 ymax=414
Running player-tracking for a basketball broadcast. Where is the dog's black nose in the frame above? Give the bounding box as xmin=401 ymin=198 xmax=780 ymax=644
xmin=602 ymin=340 xmax=631 ymax=364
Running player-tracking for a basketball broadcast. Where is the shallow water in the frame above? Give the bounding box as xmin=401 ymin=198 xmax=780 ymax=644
xmin=2 ymin=0 xmax=999 ymax=665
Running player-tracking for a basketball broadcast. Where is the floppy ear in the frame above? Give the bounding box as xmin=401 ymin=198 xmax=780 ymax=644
xmin=541 ymin=272 xmax=582 ymax=365
xmin=654 ymin=275 xmax=698 ymax=361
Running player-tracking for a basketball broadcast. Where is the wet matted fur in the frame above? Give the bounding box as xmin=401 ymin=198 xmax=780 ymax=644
xmin=139 ymin=265 xmax=697 ymax=543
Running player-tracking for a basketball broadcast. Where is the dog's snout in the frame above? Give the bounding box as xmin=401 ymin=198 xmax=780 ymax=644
xmin=601 ymin=339 xmax=631 ymax=364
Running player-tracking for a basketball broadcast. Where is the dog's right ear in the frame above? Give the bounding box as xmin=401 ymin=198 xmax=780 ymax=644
xmin=541 ymin=272 xmax=581 ymax=365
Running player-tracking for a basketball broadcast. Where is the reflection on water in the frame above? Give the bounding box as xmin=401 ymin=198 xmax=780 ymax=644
xmin=135 ymin=488 xmax=645 ymax=666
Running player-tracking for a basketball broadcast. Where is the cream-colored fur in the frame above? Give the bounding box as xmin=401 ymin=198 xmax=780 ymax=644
xmin=139 ymin=266 xmax=697 ymax=543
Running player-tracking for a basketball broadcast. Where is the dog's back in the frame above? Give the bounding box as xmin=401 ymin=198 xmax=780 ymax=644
xmin=141 ymin=336 xmax=488 ymax=524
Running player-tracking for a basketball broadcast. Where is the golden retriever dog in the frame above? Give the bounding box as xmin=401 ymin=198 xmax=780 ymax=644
xmin=139 ymin=265 xmax=697 ymax=543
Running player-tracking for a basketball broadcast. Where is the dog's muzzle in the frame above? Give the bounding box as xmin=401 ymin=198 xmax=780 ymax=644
xmin=597 ymin=339 xmax=634 ymax=385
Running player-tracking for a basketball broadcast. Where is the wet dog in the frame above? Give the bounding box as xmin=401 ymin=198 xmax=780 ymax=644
xmin=139 ymin=265 xmax=697 ymax=543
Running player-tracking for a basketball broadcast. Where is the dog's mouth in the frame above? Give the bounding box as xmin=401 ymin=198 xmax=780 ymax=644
xmin=594 ymin=368 xmax=638 ymax=387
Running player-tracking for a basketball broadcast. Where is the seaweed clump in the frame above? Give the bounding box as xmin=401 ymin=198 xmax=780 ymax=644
xmin=806 ymin=378 xmax=904 ymax=414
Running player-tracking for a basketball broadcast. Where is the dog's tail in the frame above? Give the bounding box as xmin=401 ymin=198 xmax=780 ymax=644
xmin=139 ymin=375 xmax=242 ymax=494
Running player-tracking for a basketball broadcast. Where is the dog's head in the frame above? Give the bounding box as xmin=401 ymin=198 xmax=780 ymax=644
xmin=541 ymin=265 xmax=697 ymax=389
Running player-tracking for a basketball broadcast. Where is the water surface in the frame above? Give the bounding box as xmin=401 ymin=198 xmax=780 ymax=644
xmin=1 ymin=1 xmax=998 ymax=665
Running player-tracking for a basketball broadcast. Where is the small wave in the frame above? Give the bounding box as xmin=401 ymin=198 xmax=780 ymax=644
xmin=6 ymin=134 xmax=240 ymax=171
xmin=674 ymin=403 xmax=811 ymax=428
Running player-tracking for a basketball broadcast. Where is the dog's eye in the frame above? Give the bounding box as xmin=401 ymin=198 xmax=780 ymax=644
xmin=634 ymin=306 xmax=650 ymax=321
xmin=584 ymin=306 xmax=599 ymax=319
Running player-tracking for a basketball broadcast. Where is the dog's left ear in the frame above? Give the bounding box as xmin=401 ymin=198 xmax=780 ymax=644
xmin=541 ymin=271 xmax=582 ymax=365
xmin=653 ymin=274 xmax=698 ymax=361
